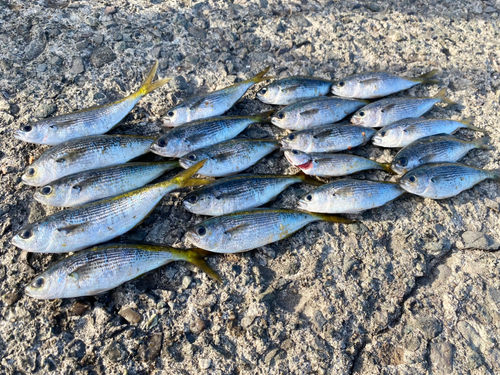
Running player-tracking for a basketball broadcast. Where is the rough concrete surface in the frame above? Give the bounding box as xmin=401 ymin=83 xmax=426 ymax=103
xmin=0 ymin=0 xmax=499 ymax=374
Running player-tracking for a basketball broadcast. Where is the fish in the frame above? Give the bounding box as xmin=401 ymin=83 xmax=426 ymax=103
xmin=351 ymin=88 xmax=456 ymax=128
xmin=372 ymin=117 xmax=487 ymax=148
xmin=14 ymin=62 xmax=171 ymax=145
xmin=185 ymin=208 xmax=353 ymax=253
xmin=179 ymin=139 xmax=279 ymax=177
xmin=271 ymin=97 xmax=368 ymax=130
xmin=284 ymin=150 xmax=393 ymax=177
xmin=297 ymin=179 xmax=406 ymax=214
xmin=34 ymin=161 xmax=180 ymax=207
xmin=331 ymin=70 xmax=439 ymax=99
xmin=399 ymin=163 xmax=500 ymax=199
xmin=21 ymin=134 xmax=156 ymax=187
xmin=256 ymin=76 xmax=333 ymax=105
xmin=25 ymin=244 xmax=220 ymax=299
xmin=151 ymin=111 xmax=273 ymax=158
xmin=279 ymin=123 xmax=376 ymax=153
xmin=391 ymin=135 xmax=493 ymax=175
xmin=162 ymin=67 xmax=273 ymax=127
xmin=12 ymin=161 xmax=206 ymax=253
xmin=183 ymin=173 xmax=322 ymax=216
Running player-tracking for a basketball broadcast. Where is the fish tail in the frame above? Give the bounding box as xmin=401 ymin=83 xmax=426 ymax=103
xmin=296 ymin=171 xmax=323 ymax=186
xmin=379 ymin=162 xmax=397 ymax=174
xmin=433 ymin=88 xmax=456 ymax=105
xmin=314 ymin=213 xmax=356 ymax=225
xmin=412 ymin=69 xmax=440 ymax=85
xmin=250 ymin=110 xmax=275 ymax=124
xmin=472 ymin=136 xmax=494 ymax=150
xmin=185 ymin=248 xmax=221 ymax=282
xmin=244 ymin=66 xmax=276 ymax=84
xmin=183 ymin=178 xmax=214 ymax=187
xmin=136 ymin=61 xmax=172 ymax=97
xmin=167 ymin=160 xmax=207 ymax=187
xmin=460 ymin=117 xmax=488 ymax=133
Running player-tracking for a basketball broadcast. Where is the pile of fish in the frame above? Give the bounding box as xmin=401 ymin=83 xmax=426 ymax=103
xmin=13 ymin=61 xmax=497 ymax=300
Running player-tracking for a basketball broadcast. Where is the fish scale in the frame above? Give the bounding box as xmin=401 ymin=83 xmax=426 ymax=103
xmin=391 ymin=135 xmax=491 ymax=175
xmin=25 ymin=244 xmax=218 ymax=299
xmin=280 ymin=124 xmax=376 ymax=153
xmin=23 ymin=135 xmax=155 ymax=186
xmin=183 ymin=175 xmax=305 ymax=216
xmin=35 ymin=162 xmax=179 ymax=207
xmin=179 ymin=139 xmax=279 ymax=177
xmin=297 ymin=179 xmax=405 ymax=214
xmin=399 ymin=163 xmax=500 ymax=199
xmin=14 ymin=61 xmax=171 ymax=145
xmin=13 ymin=162 xmax=205 ymax=253
xmin=151 ymin=114 xmax=270 ymax=158
xmin=186 ymin=209 xmax=351 ymax=253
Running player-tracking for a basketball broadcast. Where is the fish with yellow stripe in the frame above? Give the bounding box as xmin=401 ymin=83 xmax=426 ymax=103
xmin=14 ymin=61 xmax=171 ymax=145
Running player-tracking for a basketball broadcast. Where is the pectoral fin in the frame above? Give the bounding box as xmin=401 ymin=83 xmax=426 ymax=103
xmin=281 ymin=85 xmax=299 ymax=94
xmin=224 ymin=223 xmax=251 ymax=236
xmin=57 ymin=224 xmax=84 ymax=235
xmin=381 ymin=103 xmax=396 ymax=113
xmin=300 ymin=108 xmax=321 ymax=116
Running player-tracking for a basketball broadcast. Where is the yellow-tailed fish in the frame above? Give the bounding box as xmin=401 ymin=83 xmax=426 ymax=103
xmin=25 ymin=244 xmax=220 ymax=299
xmin=12 ymin=161 xmax=206 ymax=253
xmin=163 ymin=67 xmax=273 ymax=127
xmin=14 ymin=61 xmax=171 ymax=145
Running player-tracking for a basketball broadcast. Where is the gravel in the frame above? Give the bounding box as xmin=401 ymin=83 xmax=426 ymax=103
xmin=0 ymin=0 xmax=499 ymax=374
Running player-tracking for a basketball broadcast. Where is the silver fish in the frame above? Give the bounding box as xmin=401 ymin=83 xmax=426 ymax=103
xmin=25 ymin=244 xmax=220 ymax=299
xmin=297 ymin=179 xmax=406 ymax=213
xmin=163 ymin=67 xmax=272 ymax=127
xmin=12 ymin=161 xmax=205 ymax=253
xmin=271 ymin=97 xmax=368 ymax=130
xmin=14 ymin=62 xmax=171 ymax=145
xmin=256 ymin=76 xmax=333 ymax=105
xmin=34 ymin=161 xmax=180 ymax=207
xmin=391 ymin=135 xmax=492 ymax=175
xmin=179 ymin=139 xmax=279 ymax=177
xmin=22 ymin=135 xmax=155 ymax=187
xmin=151 ymin=111 xmax=273 ymax=158
xmin=351 ymin=88 xmax=456 ymax=127
xmin=399 ymin=163 xmax=500 ymax=199
xmin=186 ymin=208 xmax=352 ymax=253
xmin=183 ymin=173 xmax=321 ymax=216
xmin=280 ymin=123 xmax=376 ymax=153
xmin=331 ymin=70 xmax=439 ymax=99
xmin=372 ymin=117 xmax=486 ymax=148
xmin=284 ymin=150 xmax=393 ymax=177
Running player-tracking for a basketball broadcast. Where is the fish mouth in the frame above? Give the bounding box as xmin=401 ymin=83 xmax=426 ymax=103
xmin=13 ymin=130 xmax=26 ymax=140
xmin=372 ymin=135 xmax=382 ymax=145
xmin=296 ymin=199 xmax=308 ymax=210
xmin=162 ymin=118 xmax=172 ymax=127
xmin=11 ymin=234 xmax=22 ymax=249
xmin=150 ymin=143 xmax=165 ymax=156
xmin=296 ymin=161 xmax=313 ymax=170
xmin=350 ymin=117 xmax=360 ymax=125
xmin=184 ymin=230 xmax=198 ymax=246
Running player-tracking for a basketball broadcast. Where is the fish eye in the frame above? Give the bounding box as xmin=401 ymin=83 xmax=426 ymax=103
xmin=292 ymin=150 xmax=299 ymax=155
xmin=32 ymin=277 xmax=45 ymax=289
xmin=22 ymin=125 xmax=32 ymax=132
xmin=380 ymin=131 xmax=386 ymax=137
xmin=20 ymin=229 xmax=33 ymax=239
xmin=398 ymin=157 xmax=408 ymax=167
xmin=187 ymin=154 xmax=197 ymax=161
xmin=186 ymin=194 xmax=198 ymax=204
xmin=259 ymin=88 xmax=268 ymax=95
xmin=288 ymin=134 xmax=295 ymax=141
xmin=358 ymin=111 xmax=365 ymax=117
xmin=338 ymin=81 xmax=345 ymax=87
xmin=408 ymin=175 xmax=416 ymax=183
xmin=158 ymin=139 xmax=167 ymax=148
xmin=40 ymin=186 xmax=52 ymax=195
xmin=306 ymin=195 xmax=312 ymax=201
xmin=27 ymin=167 xmax=35 ymax=176
xmin=277 ymin=113 xmax=285 ymax=119
xmin=196 ymin=226 xmax=206 ymax=236
xmin=167 ymin=111 xmax=175 ymax=117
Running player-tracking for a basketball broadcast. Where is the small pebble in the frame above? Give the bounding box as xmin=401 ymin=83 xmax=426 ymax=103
xmin=119 ymin=307 xmax=142 ymax=324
